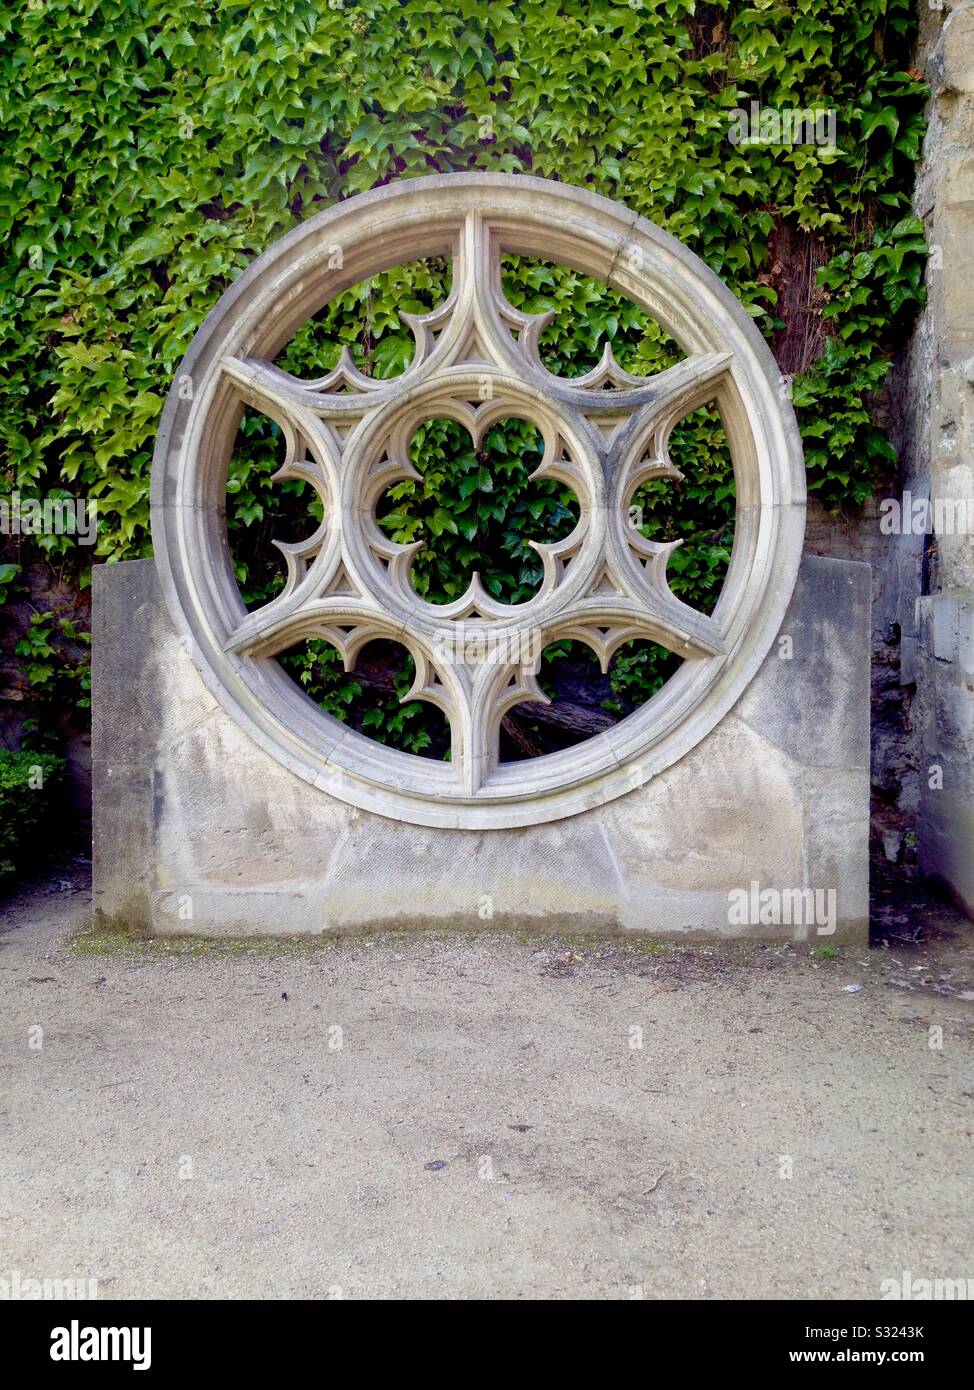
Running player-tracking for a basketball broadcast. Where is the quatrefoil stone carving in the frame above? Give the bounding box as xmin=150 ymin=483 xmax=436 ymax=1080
xmin=151 ymin=175 xmax=805 ymax=829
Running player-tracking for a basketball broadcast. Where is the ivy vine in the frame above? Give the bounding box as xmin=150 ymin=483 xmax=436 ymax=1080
xmin=0 ymin=0 xmax=928 ymax=754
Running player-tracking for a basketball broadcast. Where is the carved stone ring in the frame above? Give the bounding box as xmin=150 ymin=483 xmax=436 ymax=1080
xmin=151 ymin=174 xmax=805 ymax=828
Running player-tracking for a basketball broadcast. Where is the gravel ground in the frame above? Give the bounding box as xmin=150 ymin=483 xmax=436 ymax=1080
xmin=1 ymin=877 xmax=972 ymax=1300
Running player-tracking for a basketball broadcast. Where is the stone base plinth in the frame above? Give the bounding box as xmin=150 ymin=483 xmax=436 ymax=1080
xmin=92 ymin=555 xmax=870 ymax=942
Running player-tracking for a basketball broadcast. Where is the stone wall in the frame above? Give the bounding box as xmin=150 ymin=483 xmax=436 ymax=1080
xmin=92 ymin=555 xmax=871 ymax=942
xmin=911 ymin=0 xmax=974 ymax=914
xmin=798 ymin=3 xmax=973 ymax=916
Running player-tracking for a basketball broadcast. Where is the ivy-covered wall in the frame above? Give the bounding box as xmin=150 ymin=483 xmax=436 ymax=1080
xmin=0 ymin=0 xmax=928 ymax=770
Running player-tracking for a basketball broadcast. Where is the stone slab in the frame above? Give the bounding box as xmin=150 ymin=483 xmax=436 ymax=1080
xmin=92 ymin=554 xmax=871 ymax=942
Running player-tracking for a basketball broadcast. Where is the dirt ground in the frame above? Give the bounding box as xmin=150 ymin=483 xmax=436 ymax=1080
xmin=1 ymin=864 xmax=972 ymax=1300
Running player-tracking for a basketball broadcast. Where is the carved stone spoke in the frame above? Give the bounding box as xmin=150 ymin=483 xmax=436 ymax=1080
xmin=218 ymin=215 xmax=737 ymax=792
xmin=153 ymin=176 xmax=804 ymax=824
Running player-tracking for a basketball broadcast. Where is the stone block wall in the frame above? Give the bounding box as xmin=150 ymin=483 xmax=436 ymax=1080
xmin=910 ymin=0 xmax=974 ymax=914
xmin=92 ymin=554 xmax=871 ymax=942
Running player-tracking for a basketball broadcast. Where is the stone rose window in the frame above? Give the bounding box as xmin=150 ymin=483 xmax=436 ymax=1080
xmin=152 ymin=175 xmax=805 ymax=828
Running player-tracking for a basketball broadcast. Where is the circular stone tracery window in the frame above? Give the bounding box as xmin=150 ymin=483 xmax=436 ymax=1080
xmin=151 ymin=174 xmax=805 ymax=829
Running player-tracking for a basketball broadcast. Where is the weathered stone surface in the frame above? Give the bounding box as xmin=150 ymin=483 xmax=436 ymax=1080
xmin=91 ymin=564 xmax=160 ymax=931
xmin=802 ymin=767 xmax=870 ymax=937
xmin=92 ymin=554 xmax=870 ymax=943
xmin=916 ymin=591 xmax=974 ymax=915
xmin=736 ymin=555 xmax=870 ymax=770
xmin=909 ymin=6 xmax=974 ymax=916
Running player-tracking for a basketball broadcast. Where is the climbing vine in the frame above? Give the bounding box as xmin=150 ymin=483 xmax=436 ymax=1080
xmin=0 ymin=0 xmax=927 ymax=753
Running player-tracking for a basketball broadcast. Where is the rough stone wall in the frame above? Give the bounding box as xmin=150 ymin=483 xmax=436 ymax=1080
xmin=805 ymin=492 xmax=923 ymax=877
xmin=802 ymin=3 xmax=973 ymax=916
xmin=912 ymin=0 xmax=974 ymax=914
